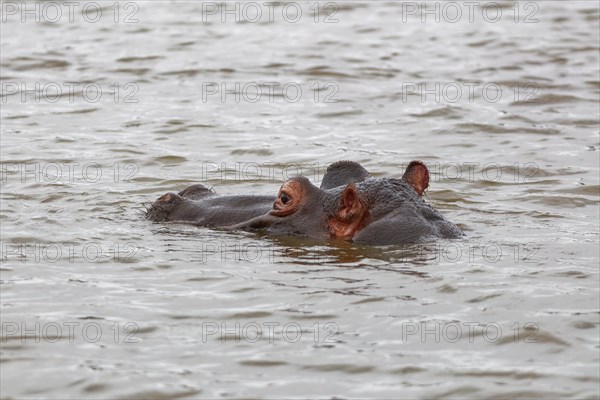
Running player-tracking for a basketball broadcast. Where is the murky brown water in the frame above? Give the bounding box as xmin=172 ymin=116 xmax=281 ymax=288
xmin=1 ymin=1 xmax=599 ymax=399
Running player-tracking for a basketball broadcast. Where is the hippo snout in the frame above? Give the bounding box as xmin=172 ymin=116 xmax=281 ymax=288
xmin=146 ymin=192 xmax=183 ymax=222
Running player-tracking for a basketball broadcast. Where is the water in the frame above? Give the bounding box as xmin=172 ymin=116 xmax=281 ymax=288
xmin=1 ymin=1 xmax=599 ymax=399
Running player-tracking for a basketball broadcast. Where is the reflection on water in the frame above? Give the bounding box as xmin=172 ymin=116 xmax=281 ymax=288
xmin=1 ymin=1 xmax=599 ymax=399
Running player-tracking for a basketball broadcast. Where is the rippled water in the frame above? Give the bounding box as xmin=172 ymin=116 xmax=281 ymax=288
xmin=1 ymin=1 xmax=599 ymax=399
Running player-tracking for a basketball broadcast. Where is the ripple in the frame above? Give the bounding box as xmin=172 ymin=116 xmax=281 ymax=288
xmin=116 ymin=56 xmax=164 ymax=63
xmin=466 ymin=293 xmax=502 ymax=303
xmin=7 ymin=57 xmax=70 ymax=71
xmin=298 ymin=66 xmax=353 ymax=78
xmin=228 ymin=311 xmax=273 ymax=318
xmin=519 ymin=195 xmax=598 ymax=207
xmin=238 ymin=360 xmax=288 ymax=367
xmin=2 ymin=2 xmax=599 ymax=399
xmin=450 ymin=369 xmax=546 ymax=379
xmin=409 ymin=107 xmax=463 ymax=118
xmin=302 ymin=364 xmax=375 ymax=373
xmin=455 ymin=123 xmax=561 ymax=135
xmin=316 ymin=110 xmax=365 ymax=118
xmin=120 ymin=389 xmax=202 ymax=400
xmin=496 ymin=328 xmax=570 ymax=346
xmin=152 ymin=156 xmax=188 ymax=164
xmin=511 ymin=93 xmax=592 ymax=106
xmin=53 ymin=108 xmax=99 ymax=115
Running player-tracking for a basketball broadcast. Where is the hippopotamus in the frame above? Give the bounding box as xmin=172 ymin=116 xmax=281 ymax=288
xmin=145 ymin=161 xmax=371 ymax=226
xmin=145 ymin=161 xmax=463 ymax=244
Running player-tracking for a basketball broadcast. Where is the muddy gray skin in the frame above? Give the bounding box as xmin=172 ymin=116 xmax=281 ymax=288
xmin=146 ymin=160 xmax=462 ymax=244
xmin=145 ymin=161 xmax=371 ymax=226
xmin=340 ymin=178 xmax=463 ymax=244
xmin=145 ymin=185 xmax=276 ymax=226
xmin=231 ymin=161 xmax=463 ymax=245
xmin=320 ymin=160 xmax=371 ymax=190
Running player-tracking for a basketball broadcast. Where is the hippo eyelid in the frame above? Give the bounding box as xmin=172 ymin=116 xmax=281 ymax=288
xmin=279 ymin=192 xmax=291 ymax=204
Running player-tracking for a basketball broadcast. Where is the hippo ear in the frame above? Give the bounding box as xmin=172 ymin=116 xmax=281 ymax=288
xmin=320 ymin=161 xmax=371 ymax=190
xmin=337 ymin=184 xmax=364 ymax=222
xmin=328 ymin=184 xmax=368 ymax=239
xmin=402 ymin=161 xmax=429 ymax=196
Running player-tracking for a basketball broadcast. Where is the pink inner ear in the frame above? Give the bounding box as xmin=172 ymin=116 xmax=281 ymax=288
xmin=329 ymin=183 xmax=369 ymax=239
xmin=339 ymin=184 xmax=359 ymax=221
xmin=403 ymin=161 xmax=429 ymax=196
xmin=342 ymin=184 xmax=357 ymax=206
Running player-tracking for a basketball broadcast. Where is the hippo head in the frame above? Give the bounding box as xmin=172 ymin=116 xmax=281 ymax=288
xmin=145 ymin=160 xmax=372 ymax=226
xmin=231 ymin=161 xmax=462 ymax=244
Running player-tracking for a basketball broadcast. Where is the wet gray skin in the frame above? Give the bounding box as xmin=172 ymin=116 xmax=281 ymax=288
xmin=145 ymin=185 xmax=276 ymax=227
xmin=343 ymin=178 xmax=464 ymax=244
xmin=232 ymin=162 xmax=463 ymax=245
xmin=231 ymin=175 xmax=332 ymax=240
xmin=146 ymin=160 xmax=462 ymax=244
xmin=145 ymin=161 xmax=371 ymax=226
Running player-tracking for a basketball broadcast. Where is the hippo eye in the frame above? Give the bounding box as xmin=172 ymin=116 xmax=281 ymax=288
xmin=271 ymin=181 xmax=302 ymax=217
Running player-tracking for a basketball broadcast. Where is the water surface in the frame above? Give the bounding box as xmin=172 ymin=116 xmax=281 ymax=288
xmin=1 ymin=1 xmax=599 ymax=399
